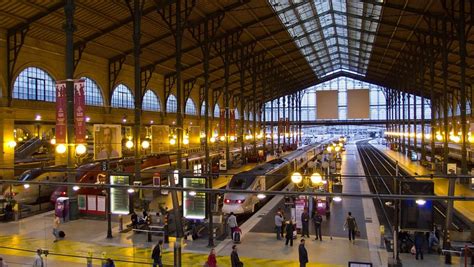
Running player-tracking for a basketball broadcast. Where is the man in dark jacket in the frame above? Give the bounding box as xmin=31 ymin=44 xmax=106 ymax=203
xmin=299 ymin=239 xmax=308 ymax=267
xmin=414 ymin=232 xmax=424 ymax=260
xmin=312 ymin=211 xmax=323 ymax=241
xmin=231 ymin=245 xmax=243 ymax=267
xmin=285 ymin=220 xmax=294 ymax=246
xmin=151 ymin=240 xmax=163 ymax=267
xmin=301 ymin=209 xmax=310 ymax=238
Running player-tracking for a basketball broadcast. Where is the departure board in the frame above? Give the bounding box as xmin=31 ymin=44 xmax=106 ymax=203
xmin=183 ymin=177 xmax=206 ymax=220
xmin=110 ymin=175 xmax=129 ymax=215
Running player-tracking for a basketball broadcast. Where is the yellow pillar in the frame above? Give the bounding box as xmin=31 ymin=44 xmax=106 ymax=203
xmin=0 ymin=108 xmax=15 ymax=180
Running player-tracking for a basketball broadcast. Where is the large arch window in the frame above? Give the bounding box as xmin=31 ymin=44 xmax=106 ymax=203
xmin=81 ymin=77 xmax=103 ymax=106
xmin=111 ymin=84 xmax=134 ymax=109
xmin=249 ymin=111 xmax=254 ymax=121
xmin=142 ymin=90 xmax=160 ymax=111
xmin=166 ymin=94 xmax=177 ymax=113
xmin=234 ymin=108 xmax=239 ymax=120
xmin=185 ymin=98 xmax=197 ymax=115
xmin=200 ymin=101 xmax=209 ymax=116
xmin=214 ymin=103 xmax=220 ymax=118
xmin=13 ymin=67 xmax=55 ymax=102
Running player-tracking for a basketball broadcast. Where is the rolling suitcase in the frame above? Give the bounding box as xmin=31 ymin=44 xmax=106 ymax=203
xmin=59 ymin=230 xmax=65 ymax=238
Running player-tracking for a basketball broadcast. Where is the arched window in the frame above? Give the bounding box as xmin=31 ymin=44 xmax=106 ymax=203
xmin=81 ymin=77 xmax=103 ymax=106
xmin=13 ymin=67 xmax=55 ymax=102
xmin=249 ymin=111 xmax=254 ymax=121
xmin=185 ymin=98 xmax=197 ymax=115
xmin=214 ymin=103 xmax=220 ymax=118
xmin=166 ymin=94 xmax=177 ymax=113
xmin=200 ymin=101 xmax=208 ymax=116
xmin=234 ymin=108 xmax=239 ymax=120
xmin=142 ymin=89 xmax=160 ymax=111
xmin=111 ymin=84 xmax=134 ymax=109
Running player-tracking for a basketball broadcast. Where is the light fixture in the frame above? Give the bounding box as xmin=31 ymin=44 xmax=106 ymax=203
xmin=35 ymin=114 xmax=41 ymax=121
xmin=75 ymin=144 xmax=87 ymax=155
xmin=7 ymin=140 xmax=17 ymax=148
xmin=435 ymin=133 xmax=443 ymax=141
xmin=122 ymin=115 xmax=127 ymax=123
xmin=310 ymin=173 xmax=322 ymax=184
xmin=85 ymin=116 xmax=91 ymax=122
xmin=229 ymin=136 xmax=236 ymax=142
xmin=200 ymin=132 xmax=206 ymax=138
xmin=210 ymin=137 xmax=216 ymax=143
xmin=415 ymin=199 xmax=426 ymax=206
xmin=169 ymin=138 xmax=176 ymax=145
xmin=127 ymin=188 xmax=135 ymax=194
xmin=219 ymin=136 xmax=225 ymax=142
xmin=257 ymin=193 xmax=266 ymax=200
xmin=141 ymin=140 xmax=150 ymax=149
xmin=24 ymin=184 xmax=30 ymax=189
xmin=189 ymin=191 xmax=197 ymax=196
xmin=72 ymin=185 xmax=80 ymax=191
xmin=56 ymin=144 xmax=67 ymax=154
xmin=50 ymin=138 xmax=57 ymax=145
xmin=327 ymin=146 xmax=333 ymax=152
xmin=150 ymin=120 xmax=154 ymax=124
xmin=183 ymin=138 xmax=189 ymax=145
xmin=333 ymin=196 xmax=342 ymax=202
xmin=126 ymin=140 xmax=134 ymax=149
xmin=291 ymin=172 xmax=303 ymax=184
xmin=334 ymin=146 xmax=341 ymax=152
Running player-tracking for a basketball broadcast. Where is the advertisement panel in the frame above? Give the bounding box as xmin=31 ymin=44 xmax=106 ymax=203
xmin=294 ymin=199 xmax=306 ymax=229
xmin=183 ymin=176 xmax=206 ymax=220
xmin=110 ymin=175 xmax=130 ymax=215
xmin=74 ymin=79 xmax=86 ymax=143
xmin=219 ymin=108 xmax=226 ymax=136
xmin=93 ymin=124 xmax=122 ymax=160
xmin=151 ymin=125 xmax=170 ymax=153
xmin=55 ymin=81 xmax=67 ymax=144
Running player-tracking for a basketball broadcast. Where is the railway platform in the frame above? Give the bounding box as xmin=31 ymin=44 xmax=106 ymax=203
xmin=370 ymin=140 xmax=474 ymax=224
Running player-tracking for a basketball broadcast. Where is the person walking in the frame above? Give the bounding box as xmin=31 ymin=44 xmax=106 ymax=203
xmin=414 ymin=232 xmax=424 ymax=260
xmin=227 ymin=212 xmax=238 ymax=238
xmin=151 ymin=240 xmax=164 ymax=267
xmin=344 ymin=212 xmax=358 ymax=243
xmin=285 ymin=220 xmax=295 ymax=247
xmin=53 ymin=215 xmax=60 ymax=242
xmin=275 ymin=211 xmax=283 ymax=240
xmin=206 ymin=248 xmax=217 ymax=267
xmin=279 ymin=208 xmax=286 ymax=238
xmin=0 ymin=256 xmax=8 ymax=267
xmin=32 ymin=249 xmax=43 ymax=267
xmin=230 ymin=245 xmax=243 ymax=267
xmin=312 ymin=211 xmax=323 ymax=241
xmin=298 ymin=239 xmax=309 ymax=267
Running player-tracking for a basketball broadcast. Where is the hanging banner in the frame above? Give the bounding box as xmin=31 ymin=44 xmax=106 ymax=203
xmin=277 ymin=118 xmax=282 ymax=135
xmin=230 ymin=109 xmax=236 ymax=136
xmin=74 ymin=79 xmax=86 ymax=143
xmin=285 ymin=118 xmax=290 ymax=134
xmin=93 ymin=124 xmax=122 ymax=160
xmin=151 ymin=125 xmax=170 ymax=153
xmin=219 ymin=108 xmax=226 ymax=136
xmin=55 ymin=81 xmax=67 ymax=144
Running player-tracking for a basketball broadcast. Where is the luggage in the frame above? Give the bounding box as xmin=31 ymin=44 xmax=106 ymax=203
xmin=233 ymin=231 xmax=241 ymax=243
xmin=59 ymin=230 xmax=65 ymax=238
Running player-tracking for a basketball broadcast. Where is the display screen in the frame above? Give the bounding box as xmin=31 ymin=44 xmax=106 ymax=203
xmin=110 ymin=175 xmax=129 ymax=215
xmin=183 ymin=177 xmax=206 ymax=220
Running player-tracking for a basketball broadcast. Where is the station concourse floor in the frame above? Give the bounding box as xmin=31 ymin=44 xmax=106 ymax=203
xmin=0 ymin=143 xmax=468 ymax=266
xmin=370 ymin=139 xmax=474 ymax=223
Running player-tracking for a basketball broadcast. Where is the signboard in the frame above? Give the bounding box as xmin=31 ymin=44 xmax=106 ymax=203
xmin=348 ymin=262 xmax=372 ymax=267
xmin=93 ymin=124 xmax=122 ymax=160
xmin=447 ymin=163 xmax=457 ymax=174
xmin=55 ymin=81 xmax=67 ymax=144
xmin=74 ymin=79 xmax=86 ymax=143
xmin=294 ymin=199 xmax=306 ymax=229
xmin=110 ymin=175 xmax=130 ymax=215
xmin=151 ymin=125 xmax=170 ymax=153
xmin=219 ymin=159 xmax=227 ymax=171
xmin=183 ymin=177 xmax=206 ymax=219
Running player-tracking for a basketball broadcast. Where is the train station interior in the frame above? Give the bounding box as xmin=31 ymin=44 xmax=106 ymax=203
xmin=0 ymin=0 xmax=473 ymax=266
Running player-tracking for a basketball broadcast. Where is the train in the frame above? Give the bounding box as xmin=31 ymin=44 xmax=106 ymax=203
xmin=222 ymin=142 xmax=329 ymax=214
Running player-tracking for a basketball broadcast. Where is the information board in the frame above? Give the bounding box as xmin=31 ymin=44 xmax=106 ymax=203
xmin=110 ymin=175 xmax=129 ymax=215
xmin=183 ymin=177 xmax=206 ymax=220
xmin=295 ymin=199 xmax=306 ymax=229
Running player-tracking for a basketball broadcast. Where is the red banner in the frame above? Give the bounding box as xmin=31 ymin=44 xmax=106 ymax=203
xmin=219 ymin=108 xmax=225 ymax=136
xmin=74 ymin=79 xmax=86 ymax=143
xmin=55 ymin=81 xmax=67 ymax=144
xmin=230 ymin=109 xmax=236 ymax=136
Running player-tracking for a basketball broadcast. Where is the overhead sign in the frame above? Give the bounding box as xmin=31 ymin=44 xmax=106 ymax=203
xmin=183 ymin=177 xmax=206 ymax=220
xmin=74 ymin=79 xmax=86 ymax=143
xmin=110 ymin=175 xmax=129 ymax=215
xmin=55 ymin=81 xmax=67 ymax=144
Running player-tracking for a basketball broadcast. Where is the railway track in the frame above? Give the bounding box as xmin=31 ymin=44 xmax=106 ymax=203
xmin=356 ymin=140 xmax=471 ymax=236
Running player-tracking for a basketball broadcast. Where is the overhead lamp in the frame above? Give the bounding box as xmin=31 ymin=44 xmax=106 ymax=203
xmin=334 ymin=146 xmax=341 ymax=152
xmin=257 ymin=193 xmax=266 ymax=200
xmin=291 ymin=172 xmax=303 ymax=184
xmin=169 ymin=138 xmax=176 ymax=145
xmin=85 ymin=116 xmax=91 ymax=122
xmin=327 ymin=146 xmax=333 ymax=152
xmin=333 ymin=196 xmax=342 ymax=202
xmin=219 ymin=136 xmax=225 ymax=142
xmin=127 ymin=188 xmax=135 ymax=194
xmin=7 ymin=140 xmax=17 ymax=148
xmin=415 ymin=199 xmax=426 ymax=206
xmin=35 ymin=114 xmax=41 ymax=121
xmin=141 ymin=140 xmax=150 ymax=149
xmin=75 ymin=144 xmax=87 ymax=155
xmin=24 ymin=184 xmax=30 ymax=189
xmin=56 ymin=144 xmax=67 ymax=154
xmin=150 ymin=120 xmax=154 ymax=124
xmin=310 ymin=172 xmax=322 ymax=184
xmin=126 ymin=140 xmax=134 ymax=149
xmin=229 ymin=136 xmax=236 ymax=142
xmin=72 ymin=185 xmax=80 ymax=191
xmin=183 ymin=138 xmax=189 ymax=145
xmin=210 ymin=137 xmax=216 ymax=143
xmin=189 ymin=191 xmax=197 ymax=196
xmin=50 ymin=138 xmax=57 ymax=145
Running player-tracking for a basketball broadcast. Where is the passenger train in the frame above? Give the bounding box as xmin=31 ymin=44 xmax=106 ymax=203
xmin=222 ymin=142 xmax=329 ymax=214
